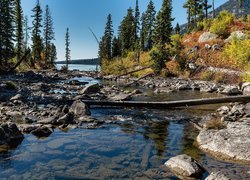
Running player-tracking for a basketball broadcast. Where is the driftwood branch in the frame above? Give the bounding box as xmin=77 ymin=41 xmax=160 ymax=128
xmin=83 ymin=95 xmax=250 ymax=109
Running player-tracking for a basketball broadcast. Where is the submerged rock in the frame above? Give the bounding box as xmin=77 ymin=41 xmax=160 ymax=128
xmin=165 ymin=154 xmax=205 ymax=179
xmin=0 ymin=123 xmax=24 ymax=146
xmin=197 ymin=118 xmax=250 ymax=163
xmin=31 ymin=126 xmax=53 ymax=138
xmin=221 ymin=86 xmax=242 ymax=95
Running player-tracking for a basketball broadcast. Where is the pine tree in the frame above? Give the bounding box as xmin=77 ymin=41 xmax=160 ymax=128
xmin=112 ymin=36 xmax=121 ymax=58
xmin=23 ymin=15 xmax=30 ymax=51
xmin=43 ymin=5 xmax=55 ymax=67
xmin=50 ymin=43 xmax=57 ymax=65
xmin=153 ymin=0 xmax=173 ymax=46
xmin=119 ymin=8 xmax=135 ymax=55
xmin=175 ymin=23 xmax=180 ymax=34
xmin=151 ymin=0 xmax=173 ymax=74
xmin=65 ymin=27 xmax=70 ymax=70
xmin=134 ymin=0 xmax=140 ymax=48
xmin=212 ymin=0 xmax=215 ymax=18
xmin=141 ymin=0 xmax=156 ymax=51
xmin=140 ymin=12 xmax=146 ymax=51
xmin=104 ymin=14 xmax=113 ymax=59
xmin=31 ymin=0 xmax=43 ymax=67
xmin=0 ymin=0 xmax=15 ymax=66
xmin=15 ymin=0 xmax=24 ymax=63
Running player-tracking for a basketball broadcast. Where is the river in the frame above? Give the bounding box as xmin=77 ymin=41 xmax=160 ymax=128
xmin=0 ymin=73 xmax=249 ymax=179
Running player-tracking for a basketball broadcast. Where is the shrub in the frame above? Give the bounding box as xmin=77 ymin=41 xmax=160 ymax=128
xmin=222 ymin=38 xmax=250 ymax=68
xmin=210 ymin=11 xmax=235 ymax=38
xmin=6 ymin=81 xmax=17 ymax=90
xmin=60 ymin=65 xmax=68 ymax=73
xmin=165 ymin=60 xmax=182 ymax=77
xmin=170 ymin=34 xmax=183 ymax=55
xmin=199 ymin=71 xmax=214 ymax=81
xmin=205 ymin=119 xmax=226 ymax=130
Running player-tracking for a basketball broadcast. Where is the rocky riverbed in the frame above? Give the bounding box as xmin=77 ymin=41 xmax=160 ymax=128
xmin=0 ymin=70 xmax=250 ymax=179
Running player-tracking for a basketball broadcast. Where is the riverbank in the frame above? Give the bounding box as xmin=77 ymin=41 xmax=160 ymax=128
xmin=0 ymin=70 xmax=250 ymax=179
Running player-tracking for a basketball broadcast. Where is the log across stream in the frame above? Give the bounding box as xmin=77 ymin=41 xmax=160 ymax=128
xmin=83 ymin=95 xmax=250 ymax=109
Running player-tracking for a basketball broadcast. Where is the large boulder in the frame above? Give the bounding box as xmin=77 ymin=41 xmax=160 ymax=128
xmin=80 ymin=83 xmax=100 ymax=94
xmin=70 ymin=100 xmax=91 ymax=116
xmin=198 ymin=32 xmax=218 ymax=43
xmin=165 ymin=154 xmax=205 ymax=178
xmin=197 ymin=118 xmax=250 ymax=163
xmin=225 ymin=31 xmax=248 ymax=42
xmin=0 ymin=123 xmax=24 ymax=146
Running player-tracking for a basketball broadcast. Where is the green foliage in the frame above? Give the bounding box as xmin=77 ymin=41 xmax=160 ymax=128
xmin=222 ymin=38 xmax=250 ymax=67
xmin=6 ymin=81 xmax=17 ymax=90
xmin=65 ymin=28 xmax=70 ymax=70
xmin=99 ymin=14 xmax=113 ymax=60
xmin=119 ymin=8 xmax=136 ymax=55
xmin=199 ymin=71 xmax=214 ymax=81
xmin=60 ymin=65 xmax=68 ymax=73
xmin=170 ymin=34 xmax=183 ymax=55
xmin=31 ymin=0 xmax=43 ymax=65
xmin=43 ymin=5 xmax=55 ymax=67
xmin=150 ymin=45 xmax=170 ymax=75
xmin=15 ymin=0 xmax=24 ymax=62
xmin=0 ymin=0 xmax=15 ymax=64
xmin=210 ymin=11 xmax=235 ymax=38
xmin=140 ymin=0 xmax=156 ymax=51
xmin=153 ymin=0 xmax=173 ymax=46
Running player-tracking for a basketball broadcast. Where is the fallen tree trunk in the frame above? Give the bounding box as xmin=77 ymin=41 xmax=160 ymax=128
xmin=124 ymin=73 xmax=154 ymax=87
xmin=104 ymin=66 xmax=151 ymax=80
xmin=83 ymin=95 xmax=250 ymax=109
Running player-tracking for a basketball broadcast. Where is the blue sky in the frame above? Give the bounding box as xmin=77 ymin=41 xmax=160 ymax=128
xmin=21 ymin=0 xmax=227 ymax=61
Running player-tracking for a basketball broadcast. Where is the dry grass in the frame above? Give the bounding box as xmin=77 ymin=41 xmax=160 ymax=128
xmin=205 ymin=118 xmax=226 ymax=130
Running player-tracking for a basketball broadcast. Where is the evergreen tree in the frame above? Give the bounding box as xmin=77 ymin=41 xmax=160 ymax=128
xmin=175 ymin=23 xmax=180 ymax=34
xmin=0 ymin=0 xmax=15 ymax=66
xmin=15 ymin=0 xmax=24 ymax=63
xmin=143 ymin=0 xmax=156 ymax=51
xmin=23 ymin=15 xmax=30 ymax=51
xmin=43 ymin=5 xmax=55 ymax=67
xmin=153 ymin=0 xmax=173 ymax=46
xmin=103 ymin=14 xmax=113 ymax=59
xmin=151 ymin=0 xmax=173 ymax=74
xmin=134 ymin=0 xmax=140 ymax=49
xmin=112 ymin=36 xmax=121 ymax=58
xmin=140 ymin=12 xmax=146 ymax=51
xmin=50 ymin=43 xmax=57 ymax=65
xmin=31 ymin=0 xmax=43 ymax=67
xmin=119 ymin=8 xmax=135 ymax=55
xmin=65 ymin=27 xmax=70 ymax=70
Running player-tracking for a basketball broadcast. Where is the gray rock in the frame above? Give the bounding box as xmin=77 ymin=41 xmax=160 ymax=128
xmin=212 ymin=44 xmax=221 ymax=51
xmin=221 ymin=86 xmax=242 ymax=95
xmin=205 ymin=171 xmax=230 ymax=180
xmin=38 ymin=116 xmax=57 ymax=124
xmin=0 ymin=123 xmax=24 ymax=146
xmin=80 ymin=83 xmax=100 ymax=94
xmin=230 ymin=104 xmax=245 ymax=116
xmin=205 ymin=44 xmax=211 ymax=49
xmin=10 ymin=94 xmax=24 ymax=102
xmin=197 ymin=118 xmax=250 ymax=162
xmin=165 ymin=154 xmax=205 ymax=178
xmin=70 ymin=100 xmax=91 ymax=116
xmin=225 ymin=31 xmax=248 ymax=43
xmin=198 ymin=32 xmax=218 ymax=43
xmin=177 ymin=84 xmax=192 ymax=91
xmin=217 ymin=106 xmax=230 ymax=115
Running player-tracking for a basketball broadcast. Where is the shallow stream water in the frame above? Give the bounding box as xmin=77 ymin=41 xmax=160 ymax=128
xmin=0 ymin=77 xmax=250 ymax=179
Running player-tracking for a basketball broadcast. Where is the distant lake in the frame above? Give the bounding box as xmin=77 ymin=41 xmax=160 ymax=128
xmin=56 ymin=64 xmax=100 ymax=71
